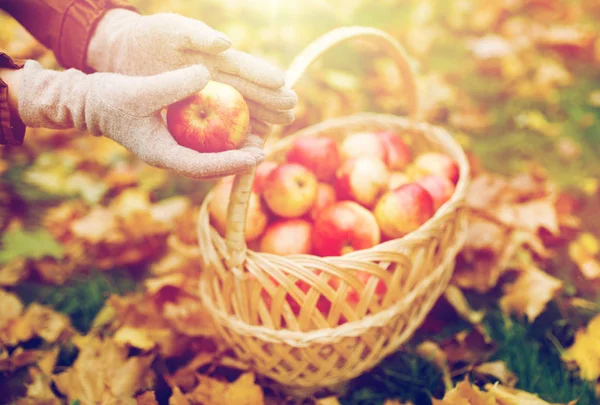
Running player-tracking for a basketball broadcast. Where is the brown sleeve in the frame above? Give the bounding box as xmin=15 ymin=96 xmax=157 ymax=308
xmin=0 ymin=0 xmax=137 ymax=72
xmin=0 ymin=52 xmax=25 ymax=146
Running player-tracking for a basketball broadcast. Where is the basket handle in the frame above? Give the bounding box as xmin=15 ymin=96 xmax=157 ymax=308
xmin=224 ymin=26 xmax=420 ymax=274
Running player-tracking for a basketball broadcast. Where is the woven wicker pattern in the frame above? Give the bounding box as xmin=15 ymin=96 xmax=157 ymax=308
xmin=195 ymin=27 xmax=471 ymax=393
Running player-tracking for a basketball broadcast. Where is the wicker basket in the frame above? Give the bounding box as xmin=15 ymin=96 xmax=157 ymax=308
xmin=196 ymin=26 xmax=470 ymax=395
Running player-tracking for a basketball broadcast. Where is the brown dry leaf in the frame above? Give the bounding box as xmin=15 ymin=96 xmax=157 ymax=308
xmin=465 ymin=174 xmax=508 ymax=210
xmin=444 ymin=285 xmax=485 ymax=324
xmin=433 ymin=376 xmax=575 ymax=404
xmin=0 ymin=288 xmax=24 ymax=331
xmin=0 ymin=347 xmax=44 ymax=372
xmin=562 ymin=314 xmax=600 ymax=381
xmin=136 ymin=391 xmax=159 ymax=405
xmin=484 ymin=383 xmax=577 ymax=405
xmin=440 ymin=326 xmax=496 ymax=366
xmin=492 ymin=198 xmax=559 ymax=236
xmin=499 ymin=266 xmax=563 ymax=322
xmin=568 ymin=233 xmax=600 ymax=280
xmin=70 ymin=206 xmax=118 ymax=243
xmin=170 ymin=387 xmax=191 ymax=405
xmin=431 ymin=377 xmax=496 ymax=404
xmin=383 ymin=400 xmax=414 ymax=405
xmin=53 ymin=336 xmax=155 ymax=404
xmin=114 ymin=326 xmax=157 ymax=351
xmin=187 ymin=372 xmax=264 ymax=405
xmin=0 ymin=258 xmax=29 ymax=287
xmin=473 ymin=361 xmax=518 ymax=387
xmin=17 ymin=369 xmax=62 ymax=405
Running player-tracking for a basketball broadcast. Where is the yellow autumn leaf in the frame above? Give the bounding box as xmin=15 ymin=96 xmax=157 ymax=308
xmin=187 ymin=372 xmax=264 ymax=405
xmin=485 ymin=383 xmax=577 ymax=405
xmin=562 ymin=314 xmax=600 ymax=381
xmin=114 ymin=326 xmax=157 ymax=351
xmin=499 ymin=266 xmax=563 ymax=322
xmin=568 ymin=233 xmax=600 ymax=280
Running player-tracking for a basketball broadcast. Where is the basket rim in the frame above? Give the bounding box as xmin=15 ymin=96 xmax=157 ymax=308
xmin=198 ymin=218 xmax=467 ymax=344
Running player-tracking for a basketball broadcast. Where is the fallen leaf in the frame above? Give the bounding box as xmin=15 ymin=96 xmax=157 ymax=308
xmin=53 ymin=336 xmax=155 ymax=404
xmin=444 ymin=285 xmax=486 ymax=324
xmin=499 ymin=266 xmax=563 ymax=322
xmin=440 ymin=326 xmax=496 ymax=366
xmin=0 ymin=288 xmax=24 ymax=331
xmin=114 ymin=326 xmax=157 ymax=351
xmin=568 ymin=233 xmax=600 ymax=280
xmin=485 ymin=383 xmax=577 ymax=404
xmin=70 ymin=206 xmax=118 ymax=243
xmin=562 ymin=314 xmax=600 ymax=381
xmin=0 ymin=347 xmax=43 ymax=372
xmin=170 ymin=387 xmax=191 ymax=405
xmin=0 ymin=258 xmax=29 ymax=286
xmin=315 ymin=396 xmax=341 ymax=405
xmin=187 ymin=372 xmax=264 ymax=405
xmin=493 ymin=198 xmax=559 ymax=236
xmin=137 ymin=391 xmax=159 ymax=405
xmin=473 ymin=361 xmax=518 ymax=387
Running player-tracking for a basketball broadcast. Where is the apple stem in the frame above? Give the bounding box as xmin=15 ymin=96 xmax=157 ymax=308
xmin=199 ymin=109 xmax=207 ymax=119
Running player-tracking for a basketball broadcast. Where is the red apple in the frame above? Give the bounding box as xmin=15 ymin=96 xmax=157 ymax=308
xmin=259 ymin=219 xmax=313 ymax=256
xmin=336 ymin=156 xmax=390 ymax=208
xmin=376 ymin=131 xmax=412 ymax=170
xmin=209 ymin=177 xmax=268 ymax=241
xmin=253 ymin=161 xmax=278 ymax=194
xmin=416 ymin=175 xmax=455 ymax=210
xmin=340 ymin=132 xmax=386 ymax=161
xmin=388 ymin=172 xmax=411 ymax=190
xmin=263 ymin=163 xmax=318 ymax=218
xmin=286 ymin=136 xmax=341 ymax=182
xmin=312 ymin=201 xmax=381 ymax=257
xmin=374 ymin=183 xmax=435 ymax=239
xmin=414 ymin=152 xmax=460 ymax=184
xmin=305 ymin=183 xmax=337 ymax=221
xmin=167 ymin=81 xmax=250 ymax=153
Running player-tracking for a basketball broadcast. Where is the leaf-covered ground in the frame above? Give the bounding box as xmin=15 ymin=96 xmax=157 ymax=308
xmin=1 ymin=0 xmax=600 ymax=404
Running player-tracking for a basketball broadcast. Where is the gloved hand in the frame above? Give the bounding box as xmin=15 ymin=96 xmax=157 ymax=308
xmin=18 ymin=60 xmax=264 ymax=179
xmin=86 ymin=9 xmax=297 ymax=136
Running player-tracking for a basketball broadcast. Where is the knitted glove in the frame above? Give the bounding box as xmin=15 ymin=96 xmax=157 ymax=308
xmin=86 ymin=9 xmax=297 ymax=136
xmin=18 ymin=60 xmax=263 ymax=179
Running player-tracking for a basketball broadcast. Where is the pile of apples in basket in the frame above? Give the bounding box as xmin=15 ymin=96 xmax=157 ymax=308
xmin=208 ymin=131 xmax=460 ymax=307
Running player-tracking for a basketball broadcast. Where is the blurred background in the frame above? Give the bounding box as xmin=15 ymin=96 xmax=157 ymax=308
xmin=1 ymin=0 xmax=600 ymax=403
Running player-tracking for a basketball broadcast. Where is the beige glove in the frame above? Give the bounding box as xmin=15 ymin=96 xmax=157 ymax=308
xmin=86 ymin=9 xmax=297 ymax=136
xmin=18 ymin=60 xmax=263 ymax=179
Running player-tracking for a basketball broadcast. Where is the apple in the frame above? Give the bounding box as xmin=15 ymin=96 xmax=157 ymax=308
xmin=312 ymin=201 xmax=381 ymax=257
xmin=209 ymin=177 xmax=268 ymax=241
xmin=167 ymin=81 xmax=250 ymax=153
xmin=388 ymin=172 xmax=411 ymax=190
xmin=305 ymin=183 xmax=337 ymax=221
xmin=253 ymin=161 xmax=278 ymax=194
xmin=340 ymin=132 xmax=386 ymax=161
xmin=374 ymin=183 xmax=435 ymax=239
xmin=259 ymin=219 xmax=313 ymax=256
xmin=376 ymin=131 xmax=411 ymax=170
xmin=263 ymin=163 xmax=318 ymax=218
xmin=414 ymin=152 xmax=460 ymax=184
xmin=416 ymin=175 xmax=455 ymax=210
xmin=336 ymin=156 xmax=390 ymax=208
xmin=286 ymin=136 xmax=341 ymax=182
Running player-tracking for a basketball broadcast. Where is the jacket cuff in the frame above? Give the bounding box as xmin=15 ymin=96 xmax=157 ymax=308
xmin=0 ymin=53 xmax=25 ymax=146
xmin=57 ymin=0 xmax=137 ymax=73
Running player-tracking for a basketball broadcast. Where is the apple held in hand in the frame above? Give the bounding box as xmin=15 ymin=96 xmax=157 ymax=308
xmin=286 ymin=136 xmax=341 ymax=182
xmin=374 ymin=183 xmax=435 ymax=239
xmin=209 ymin=178 xmax=268 ymax=242
xmin=263 ymin=163 xmax=318 ymax=218
xmin=259 ymin=219 xmax=313 ymax=256
xmin=416 ymin=175 xmax=455 ymax=210
xmin=376 ymin=131 xmax=412 ymax=170
xmin=167 ymin=81 xmax=250 ymax=153
xmin=336 ymin=156 xmax=390 ymax=208
xmin=340 ymin=132 xmax=386 ymax=161
xmin=312 ymin=201 xmax=381 ymax=257
xmin=414 ymin=152 xmax=460 ymax=185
